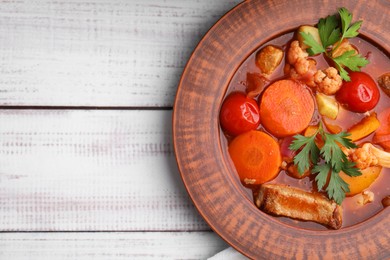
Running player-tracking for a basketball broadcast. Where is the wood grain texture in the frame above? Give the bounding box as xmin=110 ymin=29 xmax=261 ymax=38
xmin=0 ymin=0 xmax=246 ymax=257
xmin=0 ymin=110 xmax=210 ymax=231
xmin=0 ymin=232 xmax=229 ymax=259
xmin=0 ymin=0 xmax=241 ymax=107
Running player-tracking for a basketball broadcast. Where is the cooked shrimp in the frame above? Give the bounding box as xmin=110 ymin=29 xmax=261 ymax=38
xmin=314 ymin=67 xmax=342 ymax=95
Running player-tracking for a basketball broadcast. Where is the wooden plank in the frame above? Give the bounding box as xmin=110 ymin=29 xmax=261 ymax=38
xmin=0 ymin=110 xmax=209 ymax=231
xmin=0 ymin=232 xmax=229 ymax=259
xmin=0 ymin=0 xmax=241 ymax=107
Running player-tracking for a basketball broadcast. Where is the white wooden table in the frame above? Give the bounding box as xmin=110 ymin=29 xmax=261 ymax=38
xmin=0 ymin=1 xmax=244 ymax=258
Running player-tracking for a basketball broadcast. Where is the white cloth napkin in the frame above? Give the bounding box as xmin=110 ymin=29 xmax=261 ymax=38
xmin=208 ymin=247 xmax=250 ymax=260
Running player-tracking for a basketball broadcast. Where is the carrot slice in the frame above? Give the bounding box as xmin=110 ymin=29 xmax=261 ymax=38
xmin=259 ymin=79 xmax=315 ymax=137
xmin=228 ymin=130 xmax=281 ymax=185
xmin=373 ymin=108 xmax=390 ymax=151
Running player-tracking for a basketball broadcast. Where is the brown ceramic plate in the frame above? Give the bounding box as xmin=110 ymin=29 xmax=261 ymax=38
xmin=173 ymin=0 xmax=389 ymax=258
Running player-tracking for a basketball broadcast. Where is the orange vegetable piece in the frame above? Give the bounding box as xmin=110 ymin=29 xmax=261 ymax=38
xmin=373 ymin=108 xmax=390 ymax=151
xmin=340 ymin=166 xmax=382 ymax=196
xmin=228 ymin=130 xmax=281 ymax=185
xmin=323 ymin=118 xmax=342 ymax=134
xmin=347 ymin=112 xmax=380 ymax=141
xmin=374 ymin=134 xmax=390 ymax=151
xmin=303 ymin=125 xmax=324 ymax=148
xmin=286 ymin=164 xmax=311 ymax=179
xmin=304 ymin=125 xmax=319 ymax=137
xmin=259 ymin=79 xmax=315 ymax=137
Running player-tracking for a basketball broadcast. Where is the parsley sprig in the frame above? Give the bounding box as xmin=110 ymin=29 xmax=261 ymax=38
xmin=289 ymin=124 xmax=361 ymax=204
xmin=300 ymin=7 xmax=369 ymax=81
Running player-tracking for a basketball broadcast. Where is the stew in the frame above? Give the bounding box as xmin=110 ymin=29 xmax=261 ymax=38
xmin=219 ymin=8 xmax=390 ymax=230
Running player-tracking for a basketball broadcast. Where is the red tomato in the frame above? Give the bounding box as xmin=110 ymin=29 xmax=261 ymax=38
xmin=336 ymin=72 xmax=380 ymax=113
xmin=219 ymin=92 xmax=260 ymax=136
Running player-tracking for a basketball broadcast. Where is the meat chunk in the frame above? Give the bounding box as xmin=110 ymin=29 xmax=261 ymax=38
xmin=378 ymin=72 xmax=390 ymax=98
xmin=256 ymin=45 xmax=284 ymax=75
xmin=255 ymin=183 xmax=342 ymax=229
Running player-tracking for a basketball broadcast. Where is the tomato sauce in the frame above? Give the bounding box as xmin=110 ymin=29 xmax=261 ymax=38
xmin=220 ymin=32 xmax=390 ymax=230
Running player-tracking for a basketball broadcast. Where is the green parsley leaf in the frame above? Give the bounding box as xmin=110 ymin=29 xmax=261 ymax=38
xmin=318 ymin=15 xmax=340 ymax=48
xmin=344 ymin=20 xmax=363 ymax=38
xmin=333 ymin=61 xmax=350 ymax=81
xmin=326 ymin=168 xmax=350 ymax=205
xmin=341 ymin=161 xmax=362 ymax=177
xmin=338 ymin=7 xmax=353 ymax=36
xmin=301 ymin=7 xmax=368 ymax=81
xmin=290 ymin=134 xmax=320 ymax=174
xmin=329 ymin=131 xmax=357 ymax=148
xmin=313 ymin=163 xmax=352 ymax=204
xmin=320 ymin=131 xmax=357 ymax=172
xmin=333 ymin=50 xmax=370 ymax=71
xmin=299 ymin=32 xmax=325 ymax=55
xmin=339 ymin=7 xmax=362 ymax=38
xmin=290 ymin=124 xmax=362 ymax=204
xmin=333 ymin=50 xmax=370 ymax=81
xmin=313 ymin=163 xmax=331 ymax=191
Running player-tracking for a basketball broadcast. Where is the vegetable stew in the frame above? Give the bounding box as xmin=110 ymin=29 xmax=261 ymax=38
xmin=219 ymin=8 xmax=390 ymax=230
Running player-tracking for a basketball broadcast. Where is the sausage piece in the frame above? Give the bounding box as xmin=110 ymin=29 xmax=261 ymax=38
xmin=255 ymin=183 xmax=343 ymax=229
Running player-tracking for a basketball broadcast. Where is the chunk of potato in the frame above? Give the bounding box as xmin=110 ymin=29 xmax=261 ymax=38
xmin=340 ymin=166 xmax=382 ymax=196
xmin=316 ymin=93 xmax=339 ymax=120
xmin=255 ymin=45 xmax=283 ymax=75
xmin=297 ymin=25 xmax=321 ymax=50
xmin=331 ymin=39 xmax=358 ymax=58
xmin=347 ymin=113 xmax=380 ymax=141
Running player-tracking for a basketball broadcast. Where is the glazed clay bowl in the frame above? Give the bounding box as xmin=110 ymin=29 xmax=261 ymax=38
xmin=173 ymin=0 xmax=389 ymax=258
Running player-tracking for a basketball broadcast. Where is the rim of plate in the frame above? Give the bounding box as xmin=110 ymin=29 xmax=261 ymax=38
xmin=173 ymin=0 xmax=389 ymax=258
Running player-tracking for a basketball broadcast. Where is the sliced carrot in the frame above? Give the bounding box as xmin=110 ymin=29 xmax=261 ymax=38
xmin=228 ymin=130 xmax=281 ymax=185
xmin=259 ymin=79 xmax=315 ymax=137
xmin=373 ymin=108 xmax=390 ymax=151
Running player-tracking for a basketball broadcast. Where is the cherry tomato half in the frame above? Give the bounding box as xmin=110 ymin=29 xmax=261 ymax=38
xmin=219 ymin=92 xmax=260 ymax=136
xmin=336 ymin=72 xmax=380 ymax=113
